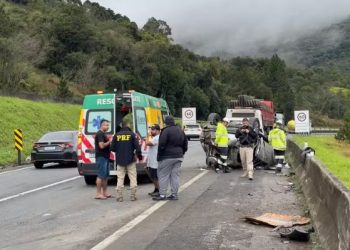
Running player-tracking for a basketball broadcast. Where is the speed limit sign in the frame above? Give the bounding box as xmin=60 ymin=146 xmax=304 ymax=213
xmin=294 ymin=110 xmax=310 ymax=133
xmin=182 ymin=108 xmax=196 ymax=125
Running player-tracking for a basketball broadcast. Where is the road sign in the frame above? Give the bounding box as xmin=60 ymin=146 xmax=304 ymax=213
xmin=14 ymin=129 xmax=23 ymax=151
xmin=14 ymin=129 xmax=23 ymax=165
xmin=182 ymin=107 xmax=196 ymax=125
xmin=294 ymin=110 xmax=310 ymax=133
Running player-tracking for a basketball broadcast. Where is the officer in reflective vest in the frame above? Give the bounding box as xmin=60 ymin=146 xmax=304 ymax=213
xmin=268 ymin=120 xmax=287 ymax=172
xmin=215 ymin=117 xmax=230 ymax=171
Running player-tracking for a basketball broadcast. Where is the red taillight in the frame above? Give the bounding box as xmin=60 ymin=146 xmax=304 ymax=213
xmin=60 ymin=143 xmax=73 ymax=148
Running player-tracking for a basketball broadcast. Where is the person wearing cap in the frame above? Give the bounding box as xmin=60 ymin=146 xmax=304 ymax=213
xmin=153 ymin=116 xmax=188 ymax=201
xmin=146 ymin=124 xmax=161 ymax=197
xmin=268 ymin=120 xmax=287 ymax=172
xmin=111 ymin=121 xmax=142 ymax=202
xmin=235 ymin=118 xmax=257 ymax=180
xmin=214 ymin=117 xmax=230 ymax=171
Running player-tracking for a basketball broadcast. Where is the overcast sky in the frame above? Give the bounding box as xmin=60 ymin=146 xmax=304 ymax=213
xmin=94 ymin=0 xmax=350 ymax=57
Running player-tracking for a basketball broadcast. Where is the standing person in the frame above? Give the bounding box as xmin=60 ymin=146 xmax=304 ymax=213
xmin=235 ymin=118 xmax=257 ymax=180
xmin=215 ymin=117 xmax=230 ymax=172
xmin=94 ymin=119 xmax=112 ymax=200
xmin=111 ymin=121 xmax=142 ymax=202
xmin=153 ymin=116 xmax=188 ymax=201
xmin=268 ymin=120 xmax=287 ymax=173
xmin=146 ymin=124 xmax=161 ymax=197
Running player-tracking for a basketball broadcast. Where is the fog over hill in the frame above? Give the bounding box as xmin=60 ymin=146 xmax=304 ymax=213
xmin=95 ymin=0 xmax=350 ymax=58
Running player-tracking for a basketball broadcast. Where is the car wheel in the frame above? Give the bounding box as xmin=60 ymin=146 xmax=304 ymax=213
xmin=208 ymin=113 xmax=221 ymax=126
xmin=34 ymin=162 xmax=44 ymax=169
xmin=84 ymin=175 xmax=97 ymax=185
xmin=69 ymin=161 xmax=78 ymax=168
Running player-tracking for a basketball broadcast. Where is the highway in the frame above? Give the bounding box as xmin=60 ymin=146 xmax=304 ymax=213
xmin=0 ymin=141 xmax=315 ymax=250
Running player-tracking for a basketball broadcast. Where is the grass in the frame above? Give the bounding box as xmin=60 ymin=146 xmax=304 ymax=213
xmin=0 ymin=96 xmax=81 ymax=166
xmin=292 ymin=135 xmax=350 ymax=189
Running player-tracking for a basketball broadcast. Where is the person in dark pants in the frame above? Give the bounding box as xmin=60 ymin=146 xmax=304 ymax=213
xmin=215 ymin=117 xmax=230 ymax=172
xmin=268 ymin=120 xmax=287 ymax=172
xmin=111 ymin=121 xmax=142 ymax=202
xmin=94 ymin=119 xmax=112 ymax=200
xmin=153 ymin=116 xmax=188 ymax=201
xmin=235 ymin=118 xmax=257 ymax=180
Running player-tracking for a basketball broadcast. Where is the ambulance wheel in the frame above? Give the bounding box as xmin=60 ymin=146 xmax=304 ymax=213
xmin=84 ymin=175 xmax=96 ymax=185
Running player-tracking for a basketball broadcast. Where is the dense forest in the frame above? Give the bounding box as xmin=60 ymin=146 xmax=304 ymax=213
xmin=0 ymin=0 xmax=350 ymax=124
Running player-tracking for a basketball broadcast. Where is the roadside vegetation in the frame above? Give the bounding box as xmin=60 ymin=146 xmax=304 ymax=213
xmin=293 ymin=135 xmax=350 ymax=189
xmin=0 ymin=96 xmax=80 ymax=166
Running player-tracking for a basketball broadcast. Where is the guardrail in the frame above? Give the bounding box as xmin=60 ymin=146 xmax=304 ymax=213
xmin=287 ymin=127 xmax=340 ymax=136
xmin=286 ymin=140 xmax=350 ymax=250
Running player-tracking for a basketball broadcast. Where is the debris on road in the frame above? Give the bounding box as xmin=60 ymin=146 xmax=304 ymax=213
xmin=244 ymin=213 xmax=311 ymax=227
xmin=278 ymin=226 xmax=311 ymax=242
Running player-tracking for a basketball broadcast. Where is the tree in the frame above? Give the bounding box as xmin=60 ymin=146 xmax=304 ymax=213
xmin=336 ymin=112 xmax=350 ymax=142
xmin=0 ymin=5 xmax=13 ymax=36
xmin=142 ymin=17 xmax=172 ymax=36
xmin=56 ymin=79 xmax=73 ymax=99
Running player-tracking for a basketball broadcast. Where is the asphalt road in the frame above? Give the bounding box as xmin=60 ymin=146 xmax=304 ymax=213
xmin=0 ymin=141 xmax=318 ymax=250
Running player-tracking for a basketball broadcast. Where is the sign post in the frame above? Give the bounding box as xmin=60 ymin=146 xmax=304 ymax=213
xmin=182 ymin=108 xmax=197 ymax=126
xmin=14 ymin=129 xmax=23 ymax=165
xmin=294 ymin=110 xmax=310 ymax=134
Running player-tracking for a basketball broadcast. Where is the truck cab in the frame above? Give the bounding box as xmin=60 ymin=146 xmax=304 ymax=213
xmin=225 ymin=108 xmax=264 ymax=133
xmin=226 ymin=95 xmax=275 ymax=135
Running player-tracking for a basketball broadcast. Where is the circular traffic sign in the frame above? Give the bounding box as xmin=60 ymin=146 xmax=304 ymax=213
xmin=297 ymin=112 xmax=307 ymax=122
xmin=184 ymin=110 xmax=194 ymax=119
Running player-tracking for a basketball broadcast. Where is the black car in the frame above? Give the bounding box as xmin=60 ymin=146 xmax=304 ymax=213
xmin=31 ymin=131 xmax=78 ymax=169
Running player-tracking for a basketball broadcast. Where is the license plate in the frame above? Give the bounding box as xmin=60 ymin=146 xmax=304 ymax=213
xmin=44 ymin=146 xmax=56 ymax=151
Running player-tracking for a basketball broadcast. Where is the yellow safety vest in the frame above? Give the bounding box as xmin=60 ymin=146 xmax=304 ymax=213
xmin=268 ymin=128 xmax=287 ymax=150
xmin=215 ymin=122 xmax=229 ymax=147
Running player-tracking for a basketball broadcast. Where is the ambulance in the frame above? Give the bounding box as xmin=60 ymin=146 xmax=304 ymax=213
xmin=77 ymin=91 xmax=170 ymax=185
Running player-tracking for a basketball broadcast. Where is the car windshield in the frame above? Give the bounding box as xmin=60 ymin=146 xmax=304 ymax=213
xmin=231 ymin=112 xmax=255 ymax=118
xmin=186 ymin=125 xmax=200 ymax=129
xmin=39 ymin=132 xmax=75 ymax=142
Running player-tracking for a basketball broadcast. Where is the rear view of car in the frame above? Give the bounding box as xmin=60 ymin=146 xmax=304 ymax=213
xmin=184 ymin=124 xmax=202 ymax=140
xmin=31 ymin=131 xmax=78 ymax=169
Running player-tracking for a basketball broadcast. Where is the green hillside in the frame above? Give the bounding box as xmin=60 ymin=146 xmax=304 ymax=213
xmin=0 ymin=96 xmax=81 ymax=166
xmin=0 ymin=0 xmax=349 ymax=124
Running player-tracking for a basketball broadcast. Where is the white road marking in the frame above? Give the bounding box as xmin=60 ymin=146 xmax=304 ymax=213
xmin=0 ymin=166 xmax=34 ymax=175
xmin=0 ymin=176 xmax=82 ymax=203
xmin=91 ymin=170 xmax=209 ymax=250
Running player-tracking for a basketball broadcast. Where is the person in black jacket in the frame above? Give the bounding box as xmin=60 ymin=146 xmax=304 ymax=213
xmin=111 ymin=121 xmax=142 ymax=202
xmin=235 ymin=118 xmax=257 ymax=180
xmin=153 ymin=116 xmax=188 ymax=201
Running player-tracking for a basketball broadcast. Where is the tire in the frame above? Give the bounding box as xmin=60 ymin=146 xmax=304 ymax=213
xmin=70 ymin=161 xmax=78 ymax=168
xmin=250 ymin=118 xmax=260 ymax=134
xmin=34 ymin=162 xmax=43 ymax=169
xmin=207 ymin=113 xmax=221 ymax=126
xmin=228 ymin=141 xmax=242 ymax=168
xmin=84 ymin=175 xmax=97 ymax=185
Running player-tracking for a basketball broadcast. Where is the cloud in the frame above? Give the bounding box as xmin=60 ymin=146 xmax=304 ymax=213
xmin=93 ymin=0 xmax=350 ymax=57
